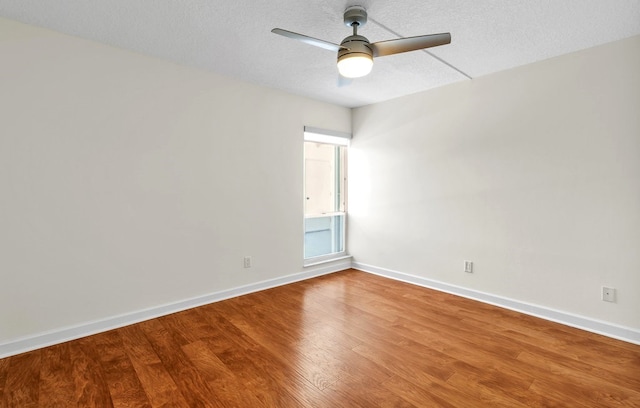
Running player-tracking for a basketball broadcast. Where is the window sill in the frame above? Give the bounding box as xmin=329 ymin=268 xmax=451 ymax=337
xmin=303 ymin=253 xmax=352 ymax=268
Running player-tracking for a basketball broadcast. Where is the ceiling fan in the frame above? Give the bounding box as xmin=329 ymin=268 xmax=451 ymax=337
xmin=271 ymin=5 xmax=451 ymax=79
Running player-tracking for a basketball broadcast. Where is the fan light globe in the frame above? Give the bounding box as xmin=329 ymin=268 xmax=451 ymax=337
xmin=337 ymin=54 xmax=373 ymax=78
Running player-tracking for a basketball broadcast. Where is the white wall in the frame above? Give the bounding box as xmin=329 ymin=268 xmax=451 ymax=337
xmin=2 ymin=15 xmax=638 ymax=351
xmin=350 ymin=36 xmax=640 ymax=329
xmin=0 ymin=17 xmax=350 ymax=345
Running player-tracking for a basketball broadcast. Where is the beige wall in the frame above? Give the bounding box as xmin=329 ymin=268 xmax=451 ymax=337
xmin=350 ymin=35 xmax=640 ymax=329
xmin=0 ymin=17 xmax=350 ymax=344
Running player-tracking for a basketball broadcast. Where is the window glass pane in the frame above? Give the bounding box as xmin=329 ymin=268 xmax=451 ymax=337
xmin=303 ymin=140 xmax=346 ymax=260
xmin=304 ymin=142 xmax=336 ymax=214
xmin=304 ymin=214 xmax=344 ymax=258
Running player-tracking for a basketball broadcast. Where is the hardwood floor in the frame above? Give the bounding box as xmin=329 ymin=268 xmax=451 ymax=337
xmin=1 ymin=269 xmax=639 ymax=407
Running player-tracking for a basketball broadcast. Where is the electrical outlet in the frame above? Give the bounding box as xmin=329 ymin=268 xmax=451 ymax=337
xmin=601 ymin=287 xmax=615 ymax=302
xmin=464 ymin=261 xmax=473 ymax=273
xmin=243 ymin=256 xmax=252 ymax=268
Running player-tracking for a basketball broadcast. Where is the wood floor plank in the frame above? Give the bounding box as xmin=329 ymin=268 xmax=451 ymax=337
xmin=120 ymin=325 xmax=192 ymax=408
xmin=0 ymin=356 xmax=9 ymax=403
xmin=457 ymin=305 xmax=638 ymax=370
xmin=298 ymin=285 xmax=460 ymax=383
xmin=220 ymin=297 xmax=351 ymax=391
xmin=405 ymin=294 xmax=640 ymax=394
xmin=2 ymin=269 xmax=639 ymax=407
xmin=91 ymin=331 xmax=152 ymax=408
xmin=518 ymin=350 xmax=640 ymax=406
xmin=38 ymin=344 xmax=76 ymax=408
xmin=381 ymin=374 xmax=457 ymax=408
xmin=70 ymin=338 xmax=114 ymax=407
xmin=138 ymin=319 xmax=225 ymax=408
xmin=2 ymin=351 xmax=40 ymax=408
xmin=195 ymin=306 xmax=318 ymax=407
xmin=157 ymin=309 xmax=218 ymax=346
xmin=218 ymin=295 xmax=408 ymax=408
xmin=181 ymin=340 xmax=267 ymax=408
xmin=119 ymin=325 xmax=163 ymax=366
xmin=324 ymin=367 xmax=417 ymax=408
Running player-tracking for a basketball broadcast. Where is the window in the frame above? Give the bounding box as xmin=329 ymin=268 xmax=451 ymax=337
xmin=303 ymin=127 xmax=350 ymax=263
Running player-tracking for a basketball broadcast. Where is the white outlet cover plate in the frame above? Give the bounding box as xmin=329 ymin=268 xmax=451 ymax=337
xmin=602 ymin=287 xmax=616 ymax=302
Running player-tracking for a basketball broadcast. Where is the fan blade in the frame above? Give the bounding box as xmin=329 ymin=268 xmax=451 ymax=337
xmin=371 ymin=33 xmax=451 ymax=57
xmin=337 ymin=74 xmax=353 ymax=88
xmin=271 ymin=28 xmax=346 ymax=52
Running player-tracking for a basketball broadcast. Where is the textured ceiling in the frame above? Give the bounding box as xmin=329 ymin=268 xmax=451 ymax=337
xmin=1 ymin=1 xmax=639 ymax=108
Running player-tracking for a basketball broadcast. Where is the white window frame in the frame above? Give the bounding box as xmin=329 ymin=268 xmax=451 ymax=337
xmin=303 ymin=127 xmax=351 ymax=266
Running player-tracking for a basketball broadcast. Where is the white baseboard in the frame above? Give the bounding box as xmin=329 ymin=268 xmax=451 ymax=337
xmin=0 ymin=260 xmax=351 ymax=359
xmin=3 ymin=258 xmax=637 ymax=359
xmin=353 ymin=262 xmax=640 ymax=345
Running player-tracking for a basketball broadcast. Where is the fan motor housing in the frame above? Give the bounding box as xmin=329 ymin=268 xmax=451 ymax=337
xmin=338 ymin=35 xmax=373 ymax=61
